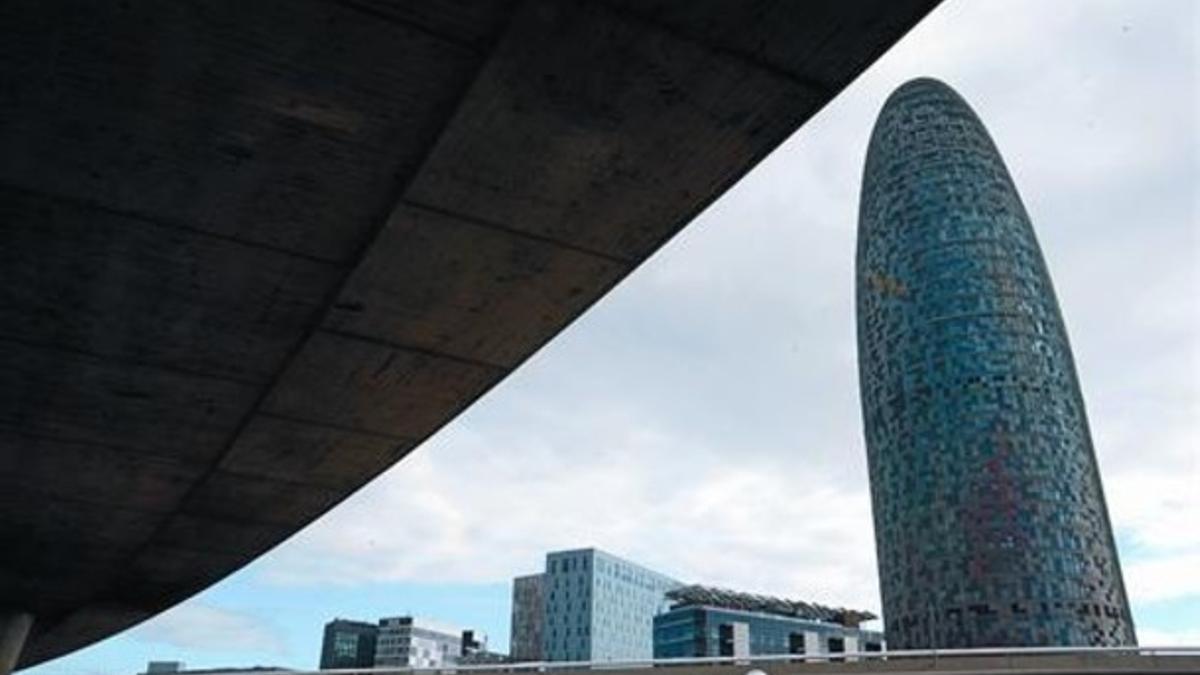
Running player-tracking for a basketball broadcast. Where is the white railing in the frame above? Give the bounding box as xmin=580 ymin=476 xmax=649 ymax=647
xmin=254 ymin=645 xmax=1200 ymax=675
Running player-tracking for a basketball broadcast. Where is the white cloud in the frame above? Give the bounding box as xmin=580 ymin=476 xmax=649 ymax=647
xmin=1125 ymin=551 xmax=1200 ymax=604
xmin=264 ymin=415 xmax=882 ymax=612
xmin=1108 ymin=469 xmax=1200 ymax=555
xmin=130 ymin=604 xmax=286 ymax=656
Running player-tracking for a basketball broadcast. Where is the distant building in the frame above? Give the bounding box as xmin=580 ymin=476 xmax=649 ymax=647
xmin=461 ymin=628 xmax=487 ymax=657
xmin=458 ymin=648 xmax=513 ymax=665
xmin=458 ymin=652 xmax=513 ymax=665
xmin=375 ymin=616 xmax=462 ymax=668
xmin=653 ymin=585 xmax=883 ymax=658
xmin=459 ymin=629 xmax=511 ymax=664
xmin=542 ymin=548 xmax=681 ymax=662
xmin=319 ymin=618 xmax=378 ymax=669
xmin=510 ymin=573 xmax=545 ymax=661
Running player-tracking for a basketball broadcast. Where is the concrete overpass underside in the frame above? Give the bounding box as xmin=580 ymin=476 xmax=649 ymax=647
xmin=0 ymin=0 xmax=939 ymax=669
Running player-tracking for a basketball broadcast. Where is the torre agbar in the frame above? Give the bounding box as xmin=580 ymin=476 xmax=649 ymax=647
xmin=855 ymin=79 xmax=1136 ymax=648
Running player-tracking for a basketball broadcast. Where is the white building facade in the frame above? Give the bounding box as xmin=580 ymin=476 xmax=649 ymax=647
xmin=374 ymin=616 xmax=462 ymax=668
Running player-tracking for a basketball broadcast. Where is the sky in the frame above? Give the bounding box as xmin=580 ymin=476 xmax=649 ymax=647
xmin=29 ymin=1 xmax=1199 ymax=673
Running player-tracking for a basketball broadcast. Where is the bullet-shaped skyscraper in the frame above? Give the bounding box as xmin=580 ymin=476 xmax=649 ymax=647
xmin=856 ymin=78 xmax=1136 ymax=648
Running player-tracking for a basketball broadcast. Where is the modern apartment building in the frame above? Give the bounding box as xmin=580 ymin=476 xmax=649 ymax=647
xmin=541 ymin=548 xmax=681 ymax=662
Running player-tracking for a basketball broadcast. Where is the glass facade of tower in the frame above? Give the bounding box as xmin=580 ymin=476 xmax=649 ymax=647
xmin=856 ymin=78 xmax=1135 ymax=648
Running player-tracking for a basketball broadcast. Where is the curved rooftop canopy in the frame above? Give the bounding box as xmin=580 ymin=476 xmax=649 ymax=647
xmin=666 ymin=585 xmax=877 ymax=627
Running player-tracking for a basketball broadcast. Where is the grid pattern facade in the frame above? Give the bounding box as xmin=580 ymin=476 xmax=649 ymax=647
xmin=653 ymin=606 xmax=883 ymax=658
xmin=855 ymin=78 xmax=1135 ymax=648
xmin=374 ymin=617 xmax=462 ymax=668
xmin=511 ymin=573 xmax=546 ymax=661
xmin=319 ymin=619 xmax=378 ymax=669
xmin=543 ymin=548 xmax=681 ymax=662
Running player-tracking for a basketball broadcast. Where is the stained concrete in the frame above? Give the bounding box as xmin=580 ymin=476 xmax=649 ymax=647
xmin=0 ymin=613 xmax=33 ymax=675
xmin=0 ymin=0 xmax=939 ymax=668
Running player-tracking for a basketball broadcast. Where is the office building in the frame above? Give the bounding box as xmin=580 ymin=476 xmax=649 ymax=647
xmin=653 ymin=586 xmax=883 ymax=658
xmin=375 ymin=616 xmax=462 ymax=668
xmin=538 ymin=548 xmax=681 ymax=662
xmin=318 ymin=618 xmax=378 ymax=669
xmin=510 ymin=573 xmax=545 ymax=661
xmin=856 ymin=77 xmax=1136 ymax=647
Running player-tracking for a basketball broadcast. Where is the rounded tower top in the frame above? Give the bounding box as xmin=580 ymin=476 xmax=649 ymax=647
xmin=863 ymin=78 xmax=993 ymax=174
xmin=881 ymin=77 xmax=971 ymax=110
xmin=858 ymin=76 xmax=1011 ymax=252
xmin=890 ymin=76 xmax=958 ymax=95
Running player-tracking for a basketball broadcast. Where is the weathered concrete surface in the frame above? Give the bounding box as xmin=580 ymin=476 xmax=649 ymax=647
xmin=0 ymin=613 xmax=33 ymax=675
xmin=0 ymin=0 xmax=939 ymax=668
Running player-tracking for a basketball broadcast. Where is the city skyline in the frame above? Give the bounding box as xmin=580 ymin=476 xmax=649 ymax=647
xmin=24 ymin=1 xmax=1197 ymax=673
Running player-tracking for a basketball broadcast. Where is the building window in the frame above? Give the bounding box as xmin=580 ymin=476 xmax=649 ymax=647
xmin=333 ymin=632 xmax=358 ymax=659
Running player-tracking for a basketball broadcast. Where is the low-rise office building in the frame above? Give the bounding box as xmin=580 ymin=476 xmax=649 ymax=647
xmin=317 ymin=615 xmax=490 ymax=669
xmin=653 ymin=585 xmax=883 ymax=658
xmin=375 ymin=616 xmax=463 ymax=668
xmin=319 ymin=618 xmax=378 ymax=669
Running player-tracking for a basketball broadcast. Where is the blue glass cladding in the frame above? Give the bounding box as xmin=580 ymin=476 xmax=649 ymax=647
xmin=856 ymin=78 xmax=1135 ymax=648
xmin=653 ymin=607 xmax=883 ymax=658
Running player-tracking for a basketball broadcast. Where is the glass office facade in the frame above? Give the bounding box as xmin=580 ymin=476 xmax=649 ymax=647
xmin=856 ymin=78 xmax=1135 ymax=648
xmin=542 ymin=548 xmax=680 ymax=662
xmin=653 ymin=606 xmax=883 ymax=658
xmin=318 ymin=619 xmax=378 ymax=669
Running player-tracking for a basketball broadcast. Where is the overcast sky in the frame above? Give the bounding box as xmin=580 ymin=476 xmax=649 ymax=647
xmin=32 ymin=1 xmax=1198 ymax=673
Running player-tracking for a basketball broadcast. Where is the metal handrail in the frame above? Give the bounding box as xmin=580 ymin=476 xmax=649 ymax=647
xmin=263 ymin=646 xmax=1200 ymax=675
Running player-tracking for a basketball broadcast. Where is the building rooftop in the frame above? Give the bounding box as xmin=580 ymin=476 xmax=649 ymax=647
xmin=664 ymin=585 xmax=876 ymax=627
xmin=378 ymin=615 xmax=463 ymax=636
